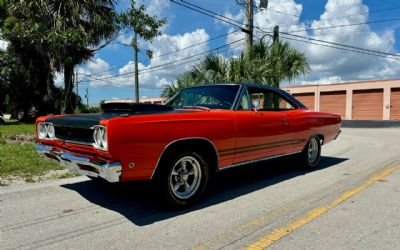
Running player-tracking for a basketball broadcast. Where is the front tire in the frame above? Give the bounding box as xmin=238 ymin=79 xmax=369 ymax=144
xmin=156 ymin=151 xmax=209 ymax=209
xmin=300 ymin=136 xmax=321 ymax=168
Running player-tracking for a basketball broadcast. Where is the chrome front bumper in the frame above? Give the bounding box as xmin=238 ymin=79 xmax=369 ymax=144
xmin=35 ymin=144 xmax=122 ymax=182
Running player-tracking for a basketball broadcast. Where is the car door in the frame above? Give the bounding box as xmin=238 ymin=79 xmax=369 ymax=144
xmin=232 ymin=86 xmax=299 ymax=164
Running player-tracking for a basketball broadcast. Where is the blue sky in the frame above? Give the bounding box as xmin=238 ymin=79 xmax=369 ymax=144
xmin=57 ymin=0 xmax=400 ymax=105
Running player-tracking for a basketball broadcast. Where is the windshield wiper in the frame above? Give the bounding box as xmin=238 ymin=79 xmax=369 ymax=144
xmin=181 ymin=105 xmax=210 ymax=111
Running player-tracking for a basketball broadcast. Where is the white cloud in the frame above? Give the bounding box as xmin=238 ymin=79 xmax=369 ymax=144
xmin=79 ymin=0 xmax=400 ymax=92
xmin=145 ymin=0 xmax=170 ymax=17
xmin=54 ymin=72 xmax=64 ymax=87
xmin=116 ymin=32 xmax=133 ymax=47
xmin=80 ymin=29 xmax=210 ymax=90
xmin=0 ymin=38 xmax=8 ymax=51
xmin=227 ymin=0 xmax=399 ymax=85
xmin=300 ymin=76 xmax=344 ymax=85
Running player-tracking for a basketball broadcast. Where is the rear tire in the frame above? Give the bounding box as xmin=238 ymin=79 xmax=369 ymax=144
xmin=300 ymin=136 xmax=321 ymax=169
xmin=155 ymin=151 xmax=209 ymax=209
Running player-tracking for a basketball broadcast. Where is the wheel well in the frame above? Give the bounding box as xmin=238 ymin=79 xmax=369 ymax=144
xmin=315 ymin=134 xmax=324 ymax=145
xmin=153 ymin=138 xmax=219 ymax=179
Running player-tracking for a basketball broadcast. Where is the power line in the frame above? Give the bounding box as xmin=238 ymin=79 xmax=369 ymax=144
xmin=264 ymin=9 xmax=300 ymax=18
xmin=285 ymin=18 xmax=400 ymax=33
xmin=81 ymin=29 xmax=241 ymax=77
xmin=280 ymin=32 xmax=400 ymax=59
xmin=172 ymin=0 xmax=400 ymax=37
xmin=79 ymin=39 xmax=245 ymax=83
xmin=178 ymin=0 xmax=244 ymax=26
xmin=153 ymin=29 xmax=241 ymax=58
xmin=81 ymin=3 xmax=400 ymax=82
xmin=278 ymin=34 xmax=400 ymax=61
xmin=320 ymin=6 xmax=400 ymax=22
xmin=275 ymin=5 xmax=400 ymax=28
xmin=139 ymin=41 xmax=243 ymax=74
xmin=170 ymin=0 xmax=244 ymax=30
xmin=132 ymin=43 xmax=243 ymax=75
xmin=82 ymin=43 xmax=243 ymax=85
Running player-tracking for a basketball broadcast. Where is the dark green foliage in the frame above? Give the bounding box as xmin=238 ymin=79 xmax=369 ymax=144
xmin=161 ymin=40 xmax=311 ymax=98
xmin=1 ymin=0 xmax=120 ymax=115
xmin=75 ymin=105 xmax=102 ymax=114
xmin=118 ymin=0 xmax=166 ymax=46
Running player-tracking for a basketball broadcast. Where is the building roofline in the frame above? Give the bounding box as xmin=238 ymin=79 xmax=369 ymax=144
xmin=283 ymin=78 xmax=400 ymax=89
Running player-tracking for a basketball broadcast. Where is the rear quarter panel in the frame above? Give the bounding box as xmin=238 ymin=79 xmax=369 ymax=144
xmin=288 ymin=109 xmax=341 ymax=152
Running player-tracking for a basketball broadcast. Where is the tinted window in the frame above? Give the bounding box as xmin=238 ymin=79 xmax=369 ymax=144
xmin=242 ymin=87 xmax=296 ymax=111
xmin=167 ymin=85 xmax=240 ymax=110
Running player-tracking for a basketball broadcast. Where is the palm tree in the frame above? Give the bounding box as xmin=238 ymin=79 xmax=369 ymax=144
xmin=161 ymin=74 xmax=198 ymax=99
xmin=161 ymin=40 xmax=310 ymax=98
xmin=263 ymin=41 xmax=310 ymax=87
xmin=7 ymin=0 xmax=119 ymax=113
xmin=49 ymin=0 xmax=119 ymax=113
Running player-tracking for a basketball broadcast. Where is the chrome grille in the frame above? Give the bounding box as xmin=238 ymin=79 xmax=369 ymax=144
xmin=55 ymin=126 xmax=94 ymax=143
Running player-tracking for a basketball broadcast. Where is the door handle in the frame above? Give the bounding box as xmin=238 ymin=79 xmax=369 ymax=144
xmin=283 ymin=118 xmax=289 ymax=125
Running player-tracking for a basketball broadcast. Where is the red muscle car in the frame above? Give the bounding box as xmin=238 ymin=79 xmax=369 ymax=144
xmin=35 ymin=83 xmax=341 ymax=208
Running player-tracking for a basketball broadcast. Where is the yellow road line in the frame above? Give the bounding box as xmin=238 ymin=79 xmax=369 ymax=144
xmin=245 ymin=165 xmax=400 ymax=250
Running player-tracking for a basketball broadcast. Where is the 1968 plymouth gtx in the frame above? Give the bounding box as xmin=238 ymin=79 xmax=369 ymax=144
xmin=35 ymin=83 xmax=341 ymax=208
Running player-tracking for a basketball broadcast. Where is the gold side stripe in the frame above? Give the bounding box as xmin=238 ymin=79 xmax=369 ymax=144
xmin=220 ymin=140 xmax=303 ymax=157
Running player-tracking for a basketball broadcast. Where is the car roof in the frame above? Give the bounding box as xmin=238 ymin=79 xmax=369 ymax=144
xmin=187 ymin=83 xmax=279 ymax=90
xmin=183 ymin=83 xmax=306 ymax=109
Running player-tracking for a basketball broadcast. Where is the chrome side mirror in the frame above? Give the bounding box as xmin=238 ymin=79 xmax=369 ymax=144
xmin=252 ymin=101 xmax=259 ymax=112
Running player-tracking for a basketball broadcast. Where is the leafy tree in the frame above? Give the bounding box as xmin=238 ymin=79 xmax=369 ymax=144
xmin=1 ymin=5 xmax=58 ymax=118
xmin=5 ymin=0 xmax=119 ymax=114
xmin=119 ymin=0 xmax=166 ymax=102
xmin=162 ymin=40 xmax=310 ymax=98
xmin=0 ymin=0 xmax=6 ymax=27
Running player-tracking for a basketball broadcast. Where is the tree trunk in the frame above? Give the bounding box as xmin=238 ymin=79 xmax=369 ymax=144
xmin=63 ymin=63 xmax=74 ymax=114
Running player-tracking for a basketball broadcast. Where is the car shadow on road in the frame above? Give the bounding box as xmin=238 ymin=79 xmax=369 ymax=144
xmin=61 ymin=155 xmax=347 ymax=226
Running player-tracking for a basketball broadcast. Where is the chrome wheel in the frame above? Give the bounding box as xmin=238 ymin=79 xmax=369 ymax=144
xmin=307 ymin=137 xmax=319 ymax=163
xmin=169 ymin=156 xmax=202 ymax=200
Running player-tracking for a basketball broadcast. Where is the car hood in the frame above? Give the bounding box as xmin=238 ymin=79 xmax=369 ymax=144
xmin=45 ymin=103 xmax=179 ymax=129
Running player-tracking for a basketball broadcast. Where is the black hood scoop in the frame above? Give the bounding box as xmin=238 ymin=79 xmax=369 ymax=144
xmin=101 ymin=102 xmax=174 ymax=113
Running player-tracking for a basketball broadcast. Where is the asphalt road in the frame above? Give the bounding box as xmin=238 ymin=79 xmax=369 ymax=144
xmin=1 ymin=127 xmax=400 ymax=250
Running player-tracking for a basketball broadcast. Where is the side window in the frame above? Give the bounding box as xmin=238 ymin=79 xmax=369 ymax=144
xmin=247 ymin=87 xmax=296 ymax=111
xmin=239 ymin=89 xmax=251 ymax=110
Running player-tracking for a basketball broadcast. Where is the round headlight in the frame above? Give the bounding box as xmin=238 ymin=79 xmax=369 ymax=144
xmin=38 ymin=123 xmax=48 ymax=139
xmin=93 ymin=128 xmax=99 ymax=145
xmin=96 ymin=128 xmax=103 ymax=147
xmin=47 ymin=124 xmax=55 ymax=139
xmin=101 ymin=128 xmax=108 ymax=149
xmin=93 ymin=126 xmax=107 ymax=150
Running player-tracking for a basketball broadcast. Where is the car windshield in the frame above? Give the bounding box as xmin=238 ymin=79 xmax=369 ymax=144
xmin=166 ymin=85 xmax=240 ymax=110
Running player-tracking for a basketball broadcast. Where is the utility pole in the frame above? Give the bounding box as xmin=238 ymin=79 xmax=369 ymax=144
xmin=133 ymin=31 xmax=140 ymax=103
xmin=75 ymin=68 xmax=79 ymax=106
xmin=85 ymin=88 xmax=89 ymax=106
xmin=244 ymin=0 xmax=269 ymax=51
xmin=272 ymin=25 xmax=279 ymax=44
xmin=245 ymin=0 xmax=254 ymax=51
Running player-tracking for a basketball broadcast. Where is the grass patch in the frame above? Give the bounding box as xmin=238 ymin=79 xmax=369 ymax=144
xmin=0 ymin=123 xmax=81 ymax=185
xmin=0 ymin=123 xmax=35 ymax=137
xmin=0 ymin=142 xmax=63 ymax=180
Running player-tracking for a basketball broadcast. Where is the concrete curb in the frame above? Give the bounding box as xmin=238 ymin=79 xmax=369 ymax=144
xmin=341 ymin=120 xmax=400 ymax=128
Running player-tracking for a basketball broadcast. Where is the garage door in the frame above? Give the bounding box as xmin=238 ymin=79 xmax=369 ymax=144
xmin=320 ymin=91 xmax=346 ymax=119
xmin=293 ymin=93 xmax=315 ymax=110
xmin=352 ymin=89 xmax=383 ymax=120
xmin=390 ymin=88 xmax=400 ymax=120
